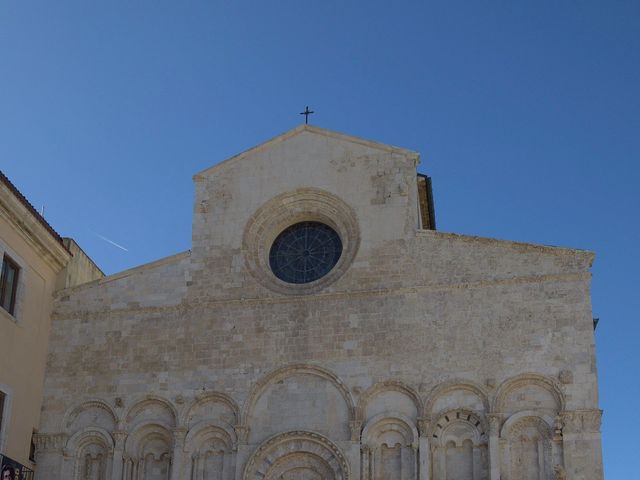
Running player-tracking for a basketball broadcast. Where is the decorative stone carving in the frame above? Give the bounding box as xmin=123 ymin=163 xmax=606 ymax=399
xmin=503 ymin=416 xmax=553 ymax=480
xmin=112 ymin=430 xmax=127 ymax=449
xmin=554 ymin=465 xmax=567 ymax=480
xmin=487 ymin=414 xmax=502 ymax=435
xmin=431 ymin=410 xmax=488 ymax=480
xmin=234 ymin=424 xmax=249 ymax=444
xmin=584 ymin=409 xmax=603 ymax=432
xmin=241 ymin=188 xmax=361 ymax=295
xmin=33 ymin=433 xmax=68 ymax=452
xmin=243 ymin=431 xmax=349 ymax=480
xmin=553 ymin=415 xmax=564 ymax=441
xmin=361 ymin=414 xmax=418 ymax=480
xmin=558 ymin=370 xmax=573 ymax=385
xmin=560 ymin=410 xmax=602 ymax=434
xmin=417 ymin=416 xmax=431 ymax=437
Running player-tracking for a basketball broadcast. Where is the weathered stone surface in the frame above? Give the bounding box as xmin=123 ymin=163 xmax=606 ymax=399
xmin=36 ymin=125 xmax=603 ymax=479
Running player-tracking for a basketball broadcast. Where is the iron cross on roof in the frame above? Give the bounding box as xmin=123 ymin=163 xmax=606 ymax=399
xmin=299 ymin=106 xmax=314 ymax=124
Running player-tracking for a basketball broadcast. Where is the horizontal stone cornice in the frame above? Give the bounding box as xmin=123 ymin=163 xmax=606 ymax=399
xmin=52 ymin=271 xmax=591 ymax=319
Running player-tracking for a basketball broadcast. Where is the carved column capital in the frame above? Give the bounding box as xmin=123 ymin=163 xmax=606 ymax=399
xmin=33 ymin=433 xmax=68 ymax=453
xmin=487 ymin=414 xmax=502 ymax=435
xmin=552 ymin=415 xmax=564 ymax=441
xmin=560 ymin=409 xmax=602 ymax=434
xmin=113 ymin=430 xmax=128 ymax=449
xmin=172 ymin=427 xmax=188 ymax=452
xmin=417 ymin=416 xmax=431 ymax=437
xmin=235 ymin=424 xmax=250 ymax=444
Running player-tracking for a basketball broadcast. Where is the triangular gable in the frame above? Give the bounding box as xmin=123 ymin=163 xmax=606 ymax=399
xmin=194 ymin=124 xmax=420 ymax=179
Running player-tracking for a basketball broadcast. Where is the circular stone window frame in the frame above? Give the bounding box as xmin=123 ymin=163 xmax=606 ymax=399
xmin=243 ymin=188 xmax=360 ymax=295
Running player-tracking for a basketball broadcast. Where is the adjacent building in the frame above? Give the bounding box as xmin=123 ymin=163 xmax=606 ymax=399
xmin=0 ymin=171 xmax=103 ymax=477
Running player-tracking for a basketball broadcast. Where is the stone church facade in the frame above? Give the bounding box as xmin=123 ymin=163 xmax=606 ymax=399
xmin=34 ymin=125 xmax=603 ymax=479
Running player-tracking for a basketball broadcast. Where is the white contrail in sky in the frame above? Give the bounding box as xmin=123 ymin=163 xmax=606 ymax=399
xmin=94 ymin=232 xmax=129 ymax=252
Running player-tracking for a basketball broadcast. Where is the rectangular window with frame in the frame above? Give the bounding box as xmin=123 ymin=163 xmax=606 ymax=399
xmin=0 ymin=254 xmax=19 ymax=316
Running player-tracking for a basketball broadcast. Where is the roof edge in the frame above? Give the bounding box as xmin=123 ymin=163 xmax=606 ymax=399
xmin=194 ymin=124 xmax=420 ymax=180
xmin=55 ymin=250 xmax=191 ymax=296
xmin=0 ymin=170 xmax=70 ymax=253
xmin=416 ymin=229 xmax=595 ymax=264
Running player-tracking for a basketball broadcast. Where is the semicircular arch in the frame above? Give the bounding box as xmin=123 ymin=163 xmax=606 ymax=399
xmin=124 ymin=422 xmax=173 ymax=458
xmin=182 ymin=391 xmax=239 ymax=427
xmin=493 ymin=373 xmax=565 ymax=413
xmin=425 ymin=380 xmax=490 ymax=417
xmin=62 ymin=399 xmax=118 ymax=433
xmin=500 ymin=410 xmax=555 ymax=439
xmin=184 ymin=419 xmax=237 ymax=451
xmin=357 ymin=381 xmax=422 ymax=421
xmin=361 ymin=412 xmax=418 ymax=448
xmin=66 ymin=426 xmax=114 ymax=453
xmin=125 ymin=395 xmax=178 ymax=429
xmin=241 ymin=364 xmax=356 ymax=425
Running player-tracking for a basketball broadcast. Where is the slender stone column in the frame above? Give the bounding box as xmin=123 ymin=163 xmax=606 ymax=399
xmin=417 ymin=417 xmax=431 ymax=480
xmin=234 ymin=425 xmax=250 ymax=480
xmin=192 ymin=453 xmax=201 ymax=480
xmin=223 ymin=448 xmax=236 ymax=480
xmin=472 ymin=445 xmax=482 ymax=480
xmin=361 ymin=444 xmax=371 ymax=480
xmin=131 ymin=458 xmax=139 ymax=480
xmin=170 ymin=427 xmax=187 ymax=480
xmin=111 ymin=431 xmax=127 ymax=480
xmin=122 ymin=457 xmax=130 ymax=480
xmin=487 ymin=414 xmax=502 ymax=480
xmin=349 ymin=419 xmax=362 ymax=480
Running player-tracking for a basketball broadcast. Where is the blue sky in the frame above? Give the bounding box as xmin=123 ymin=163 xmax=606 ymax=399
xmin=1 ymin=1 xmax=638 ymax=476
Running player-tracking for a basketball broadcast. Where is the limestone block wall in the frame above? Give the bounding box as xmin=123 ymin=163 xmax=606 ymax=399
xmin=34 ymin=231 xmax=602 ymax=480
xmin=34 ymin=127 xmax=603 ymax=479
